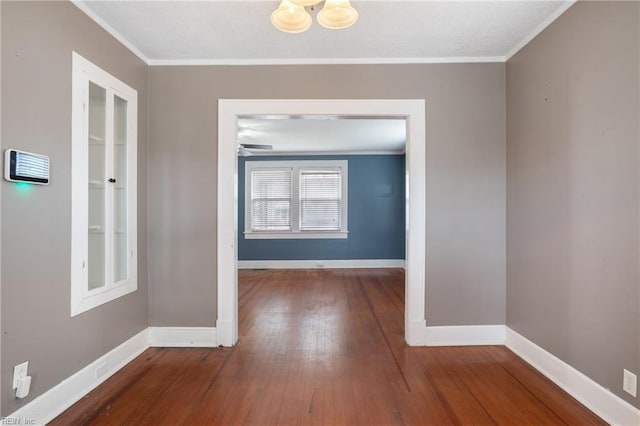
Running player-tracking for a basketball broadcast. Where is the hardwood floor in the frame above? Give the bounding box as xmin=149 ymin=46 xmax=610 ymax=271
xmin=52 ymin=269 xmax=605 ymax=425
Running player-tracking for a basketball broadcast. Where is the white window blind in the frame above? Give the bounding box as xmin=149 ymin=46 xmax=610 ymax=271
xmin=300 ymin=170 xmax=341 ymax=231
xmin=245 ymin=160 xmax=348 ymax=239
xmin=250 ymin=168 xmax=292 ymax=231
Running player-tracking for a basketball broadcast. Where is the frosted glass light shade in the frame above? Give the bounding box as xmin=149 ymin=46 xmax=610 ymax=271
xmin=271 ymin=0 xmax=312 ymax=33
xmin=289 ymin=0 xmax=323 ymax=6
xmin=317 ymin=0 xmax=358 ymax=29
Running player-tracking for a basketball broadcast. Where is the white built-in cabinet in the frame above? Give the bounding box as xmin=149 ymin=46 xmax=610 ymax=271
xmin=71 ymin=52 xmax=137 ymax=316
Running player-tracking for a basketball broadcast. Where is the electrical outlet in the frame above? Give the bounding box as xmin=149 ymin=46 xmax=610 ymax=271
xmin=623 ymin=369 xmax=637 ymax=397
xmin=12 ymin=361 xmax=29 ymax=390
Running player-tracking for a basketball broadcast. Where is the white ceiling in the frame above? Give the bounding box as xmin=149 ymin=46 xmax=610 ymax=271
xmin=73 ymin=1 xmax=573 ymax=153
xmin=74 ymin=0 xmax=574 ymax=65
xmin=238 ymin=117 xmax=406 ymax=154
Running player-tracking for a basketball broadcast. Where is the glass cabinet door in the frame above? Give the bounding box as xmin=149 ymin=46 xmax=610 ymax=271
xmin=71 ymin=52 xmax=137 ymax=316
xmin=88 ymin=82 xmax=106 ymax=291
xmin=113 ymin=95 xmax=128 ymax=284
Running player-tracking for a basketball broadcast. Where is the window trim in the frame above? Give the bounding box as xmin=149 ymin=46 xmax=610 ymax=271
xmin=244 ymin=160 xmax=348 ymax=239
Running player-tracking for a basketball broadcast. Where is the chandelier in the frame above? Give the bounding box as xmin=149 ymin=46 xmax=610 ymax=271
xmin=271 ymin=0 xmax=358 ymax=34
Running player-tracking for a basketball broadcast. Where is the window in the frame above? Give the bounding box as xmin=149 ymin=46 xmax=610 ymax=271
xmin=245 ymin=160 xmax=348 ymax=239
xmin=300 ymin=169 xmax=342 ymax=231
xmin=71 ymin=52 xmax=138 ymax=316
xmin=250 ymin=168 xmax=292 ymax=231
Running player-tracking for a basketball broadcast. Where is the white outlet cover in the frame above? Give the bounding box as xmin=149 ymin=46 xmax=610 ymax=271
xmin=623 ymin=369 xmax=637 ymax=397
xmin=12 ymin=361 xmax=29 ymax=390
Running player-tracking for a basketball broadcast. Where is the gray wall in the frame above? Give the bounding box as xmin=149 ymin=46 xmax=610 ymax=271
xmin=507 ymin=1 xmax=640 ymax=408
xmin=4 ymin=0 xmax=639 ymax=417
xmin=239 ymin=155 xmax=406 ymax=261
xmin=0 ymin=0 xmax=4 ymax=417
xmin=1 ymin=1 xmax=148 ymax=414
xmin=148 ymin=63 xmax=506 ymax=327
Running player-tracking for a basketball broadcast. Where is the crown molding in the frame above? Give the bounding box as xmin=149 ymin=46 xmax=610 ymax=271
xmin=71 ymin=0 xmax=151 ymax=65
xmin=72 ymin=0 xmax=575 ymax=67
xmin=147 ymin=56 xmax=506 ymax=66
xmin=505 ymin=0 xmax=576 ymax=61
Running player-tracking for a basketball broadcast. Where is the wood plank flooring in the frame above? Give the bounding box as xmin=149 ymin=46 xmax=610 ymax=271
xmin=51 ymin=269 xmax=605 ymax=425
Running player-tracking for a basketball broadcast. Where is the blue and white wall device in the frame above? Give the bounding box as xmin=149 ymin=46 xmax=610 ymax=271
xmin=4 ymin=149 xmax=50 ymax=185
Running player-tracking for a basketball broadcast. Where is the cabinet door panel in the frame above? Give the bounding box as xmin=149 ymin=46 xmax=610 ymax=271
xmin=71 ymin=52 xmax=137 ymax=316
xmin=113 ymin=94 xmax=128 ymax=283
xmin=88 ymin=82 xmax=106 ymax=291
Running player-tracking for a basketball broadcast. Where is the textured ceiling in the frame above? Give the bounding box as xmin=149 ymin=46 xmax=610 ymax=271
xmin=73 ymin=0 xmax=573 ymax=64
xmin=238 ymin=118 xmax=407 ymax=154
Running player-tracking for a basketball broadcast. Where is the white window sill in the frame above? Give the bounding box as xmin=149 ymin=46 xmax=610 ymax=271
xmin=244 ymin=231 xmax=348 ymax=240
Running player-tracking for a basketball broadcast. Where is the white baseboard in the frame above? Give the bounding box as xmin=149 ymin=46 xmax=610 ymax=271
xmin=425 ymin=325 xmax=505 ymax=346
xmin=148 ymin=327 xmax=217 ymax=347
xmin=7 ymin=327 xmax=218 ymax=425
xmin=215 ymin=319 xmax=235 ymax=347
xmin=238 ymin=259 xmax=405 ymax=269
xmin=9 ymin=324 xmax=637 ymax=426
xmin=406 ymin=319 xmax=428 ymax=345
xmin=505 ymin=327 xmax=640 ymax=426
xmin=8 ymin=328 xmax=149 ymax=426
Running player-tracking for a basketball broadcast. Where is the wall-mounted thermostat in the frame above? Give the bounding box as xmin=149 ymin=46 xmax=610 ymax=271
xmin=4 ymin=149 xmax=50 ymax=185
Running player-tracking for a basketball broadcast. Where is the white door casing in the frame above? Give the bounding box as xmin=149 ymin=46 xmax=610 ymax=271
xmin=217 ymin=99 xmax=426 ymax=346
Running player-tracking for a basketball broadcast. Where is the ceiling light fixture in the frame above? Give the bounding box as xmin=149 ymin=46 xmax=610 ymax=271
xmin=271 ymin=0 xmax=358 ymax=34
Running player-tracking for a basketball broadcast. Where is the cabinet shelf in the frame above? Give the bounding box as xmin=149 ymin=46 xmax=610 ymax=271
xmin=89 ymin=181 xmax=124 ymax=189
xmin=89 ymin=232 xmax=125 ymax=235
xmin=89 ymin=136 xmax=125 ymax=146
xmin=89 ymin=226 xmax=125 ymax=234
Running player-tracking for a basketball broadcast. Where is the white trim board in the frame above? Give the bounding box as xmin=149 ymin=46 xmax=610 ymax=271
xmin=425 ymin=325 xmax=505 ymax=346
xmin=243 ymin=232 xmax=348 ymax=240
xmin=7 ymin=327 xmax=217 ymax=425
xmin=8 ymin=329 xmax=149 ymax=426
xmin=71 ymin=0 xmax=575 ymax=66
xmin=218 ymin=99 xmax=426 ymax=347
xmin=246 ymin=150 xmax=405 ymax=156
xmin=504 ymin=0 xmax=576 ymax=60
xmin=244 ymin=159 xmax=349 ymax=239
xmin=148 ymin=327 xmax=217 ymax=347
xmin=70 ymin=1 xmax=150 ymax=65
xmin=8 ymin=325 xmax=638 ymax=425
xmin=148 ymin=56 xmax=506 ymax=66
xmin=238 ymin=260 xmax=405 ymax=270
xmin=505 ymin=327 xmax=640 ymax=426
xmin=421 ymin=325 xmax=640 ymax=423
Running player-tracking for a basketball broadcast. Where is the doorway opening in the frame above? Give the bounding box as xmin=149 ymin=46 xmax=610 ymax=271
xmin=217 ymin=100 xmax=426 ymax=346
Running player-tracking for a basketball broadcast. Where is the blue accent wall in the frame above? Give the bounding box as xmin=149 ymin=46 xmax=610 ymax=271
xmin=238 ymin=155 xmax=405 ymax=260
